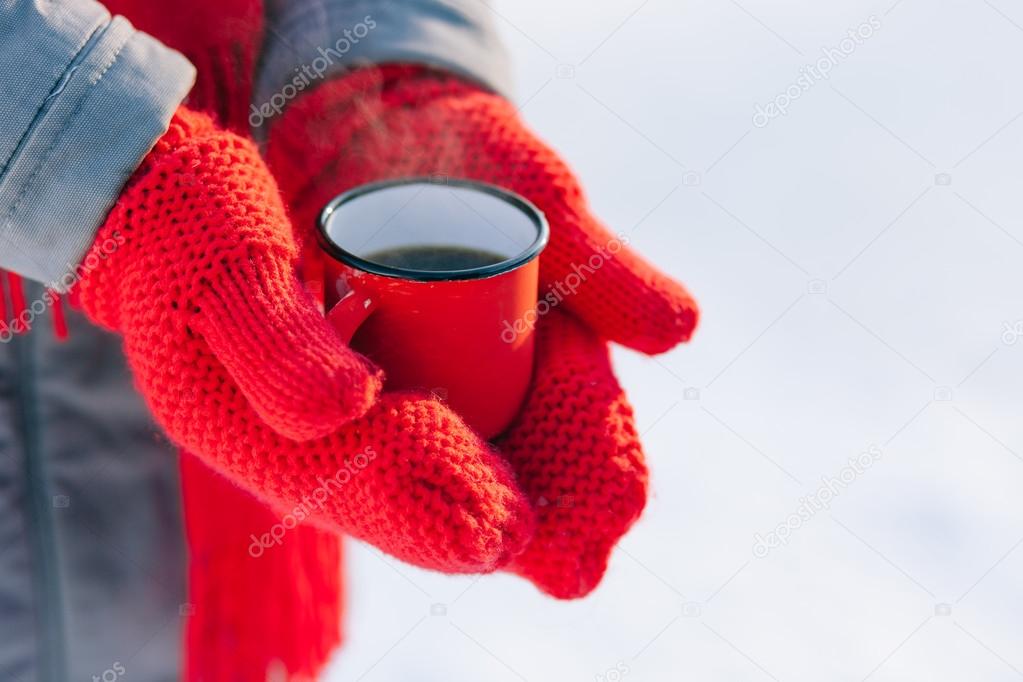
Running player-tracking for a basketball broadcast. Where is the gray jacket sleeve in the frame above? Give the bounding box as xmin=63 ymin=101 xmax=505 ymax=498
xmin=0 ymin=0 xmax=195 ymax=289
xmin=253 ymin=0 xmax=512 ymax=129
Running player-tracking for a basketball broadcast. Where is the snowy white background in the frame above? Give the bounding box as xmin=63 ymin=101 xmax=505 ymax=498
xmin=325 ymin=0 xmax=1023 ymax=679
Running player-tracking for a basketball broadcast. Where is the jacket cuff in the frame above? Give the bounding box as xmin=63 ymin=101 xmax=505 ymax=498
xmin=253 ymin=0 xmax=513 ymax=131
xmin=0 ymin=2 xmax=195 ymax=290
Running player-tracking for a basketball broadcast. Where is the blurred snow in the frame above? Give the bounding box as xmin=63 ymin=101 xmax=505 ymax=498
xmin=325 ymin=1 xmax=1023 ymax=679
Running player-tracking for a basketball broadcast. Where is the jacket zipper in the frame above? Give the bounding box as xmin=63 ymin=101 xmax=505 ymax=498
xmin=11 ymin=292 xmax=67 ymax=681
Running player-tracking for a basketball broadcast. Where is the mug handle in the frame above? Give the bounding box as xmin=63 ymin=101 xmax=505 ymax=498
xmin=325 ymin=286 xmax=377 ymax=344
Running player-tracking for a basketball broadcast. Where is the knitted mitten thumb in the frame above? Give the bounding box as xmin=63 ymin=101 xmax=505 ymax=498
xmin=76 ymin=106 xmax=382 ymax=441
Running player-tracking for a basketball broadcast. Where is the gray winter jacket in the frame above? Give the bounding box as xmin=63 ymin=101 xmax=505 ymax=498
xmin=0 ymin=1 xmax=509 ymax=679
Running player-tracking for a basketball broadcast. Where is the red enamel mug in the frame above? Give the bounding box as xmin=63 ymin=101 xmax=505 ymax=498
xmin=317 ymin=178 xmax=549 ymax=439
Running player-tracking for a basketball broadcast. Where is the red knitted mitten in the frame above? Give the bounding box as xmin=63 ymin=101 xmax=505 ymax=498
xmin=76 ymin=107 xmax=534 ymax=573
xmin=497 ymin=310 xmax=647 ymax=599
xmin=101 ymin=0 xmax=263 ymax=132
xmin=267 ymin=66 xmax=698 ymax=598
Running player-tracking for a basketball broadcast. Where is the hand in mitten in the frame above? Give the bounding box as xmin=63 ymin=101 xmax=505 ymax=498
xmin=76 ymin=107 xmax=533 ymax=573
xmin=267 ymin=66 xmax=699 ymax=597
xmin=497 ymin=311 xmax=647 ymax=598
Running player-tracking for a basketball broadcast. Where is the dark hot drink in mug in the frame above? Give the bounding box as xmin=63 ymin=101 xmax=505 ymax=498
xmin=362 ymin=245 xmax=508 ymax=271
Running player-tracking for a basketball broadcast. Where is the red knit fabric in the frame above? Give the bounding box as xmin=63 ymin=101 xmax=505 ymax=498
xmin=267 ymin=66 xmax=698 ymax=598
xmin=0 ymin=270 xmax=69 ymax=341
xmin=101 ymin=0 xmax=263 ymax=132
xmin=180 ymin=450 xmax=342 ymax=682
xmin=82 ymin=110 xmax=384 ymax=441
xmin=75 ymin=107 xmax=533 ymax=570
xmin=498 ymin=311 xmax=648 ymax=598
xmin=50 ymin=292 xmax=68 ymax=340
xmin=6 ymin=272 xmax=28 ymax=333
